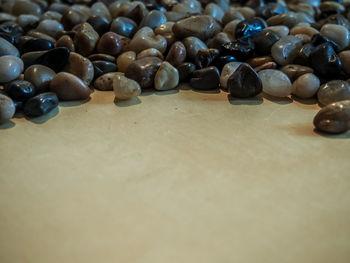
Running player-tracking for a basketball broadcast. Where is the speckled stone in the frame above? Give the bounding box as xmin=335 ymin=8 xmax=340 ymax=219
xmin=259 ymin=69 xmax=292 ymax=97
xmin=63 ymin=52 xmax=94 ymax=86
xmin=292 ymin=73 xmax=320 ymax=99
xmin=113 ymin=75 xmax=141 ymax=100
xmin=0 ymin=94 xmax=15 ymax=123
xmin=94 ymin=72 xmax=124 ymax=91
xmin=154 ymin=61 xmax=179 ymax=90
xmin=317 ymin=80 xmax=350 ymax=106
xmin=24 ymin=64 xmax=56 ymax=93
xmin=313 ymin=100 xmax=350 ymax=134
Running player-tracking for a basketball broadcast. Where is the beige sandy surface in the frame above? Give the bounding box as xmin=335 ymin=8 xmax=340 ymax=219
xmin=1 ymin=87 xmax=349 ymax=263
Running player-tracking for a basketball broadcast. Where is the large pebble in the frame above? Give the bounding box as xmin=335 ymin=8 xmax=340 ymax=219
xmin=12 ymin=0 xmax=42 ymax=16
xmin=94 ymin=72 xmax=124 ymax=91
xmin=34 ymin=47 xmax=70 ymax=72
xmin=0 ymin=37 xmax=19 ymax=57
xmin=20 ymin=38 xmax=54 ymax=54
xmin=113 ymin=75 xmax=141 ymax=100
xmin=125 ymin=57 xmax=162 ymax=89
xmin=227 ymin=63 xmax=262 ymax=98
xmin=220 ymin=62 xmax=243 ymax=89
xmin=63 ymin=52 xmax=94 ymax=86
xmin=313 ymin=100 xmax=350 ymax=134
xmin=36 ymin=19 xmax=63 ymax=38
xmin=24 ymin=64 xmax=55 ymax=93
xmin=182 ymin=36 xmax=208 ymax=60
xmin=96 ymin=32 xmax=122 ymax=56
xmin=136 ymin=48 xmax=164 ymax=60
xmin=253 ymin=30 xmax=280 ymax=55
xmin=110 ymin=17 xmax=137 ymax=38
xmin=92 ymin=61 xmax=117 ymax=79
xmin=23 ymin=92 xmax=58 ymax=117
xmin=317 ymin=80 xmax=350 ymax=106
xmin=139 ymin=10 xmax=167 ymax=29
xmin=320 ymin=24 xmax=350 ymax=51
xmin=73 ymin=23 xmax=99 ymax=56
xmin=154 ymin=61 xmax=179 ymax=90
xmin=166 ymin=41 xmax=186 ymax=67
xmin=292 ymin=73 xmax=320 ymax=99
xmin=129 ymin=27 xmax=167 ymax=54
xmin=116 ymin=51 xmax=136 ymax=73
xmin=0 ymin=94 xmax=15 ymax=124
xmin=50 ymin=72 xmax=91 ymax=101
xmin=190 ymin=66 xmax=220 ymax=90
xmin=271 ymin=35 xmax=303 ymax=65
xmin=339 ymin=50 xmax=350 ymax=75
xmin=310 ymin=43 xmax=342 ymax=76
xmin=259 ymin=69 xmax=292 ymax=97
xmin=173 ymin=15 xmax=221 ymax=40
xmin=0 ymin=56 xmax=23 ymax=83
xmin=177 ymin=62 xmax=196 ymax=82
xmin=5 ymin=80 xmax=36 ymax=101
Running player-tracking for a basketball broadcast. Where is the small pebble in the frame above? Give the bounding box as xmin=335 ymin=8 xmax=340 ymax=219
xmin=317 ymin=80 xmax=350 ymax=106
xmin=221 ymin=37 xmax=255 ymax=61
xmin=195 ymin=48 xmax=220 ymax=69
xmin=320 ymin=24 xmax=350 ymax=51
xmin=23 ymin=92 xmax=58 ymax=117
xmin=93 ymin=60 xmax=118 ymax=79
xmin=55 ymin=35 xmax=75 ymax=51
xmin=310 ymin=43 xmax=342 ymax=76
xmin=177 ymin=62 xmax=196 ymax=82
xmin=94 ymin=72 xmax=124 ymax=91
xmin=34 ymin=47 xmax=70 ymax=72
xmin=49 ymin=72 xmax=91 ymax=101
xmin=235 ymin=17 xmax=267 ymax=39
xmin=253 ymin=30 xmax=280 ymax=55
xmin=139 ymin=10 xmax=167 ymax=29
xmin=190 ymin=66 xmax=220 ymax=90
xmin=96 ymin=32 xmax=122 ymax=56
xmin=73 ymin=23 xmax=99 ymax=57
xmin=220 ymin=62 xmax=243 ymax=89
xmin=36 ymin=19 xmax=63 ymax=38
xmin=0 ymin=37 xmax=20 ymax=57
xmin=24 ymin=64 xmax=56 ymax=93
xmin=313 ymin=100 xmax=350 ymax=134
xmin=182 ymin=36 xmax=208 ymax=60
xmin=292 ymin=73 xmax=320 ymax=99
xmin=339 ymin=50 xmax=350 ymax=75
xmin=280 ymin=64 xmax=314 ymax=81
xmin=271 ymin=35 xmax=303 ymax=65
xmin=259 ymin=69 xmax=292 ymax=97
xmin=110 ymin=17 xmax=137 ymax=38
xmin=166 ymin=41 xmax=186 ymax=67
xmin=137 ymin=48 xmax=164 ymax=60
xmin=254 ymin=62 xmax=278 ymax=72
xmin=20 ymin=38 xmax=54 ymax=54
xmin=113 ymin=75 xmax=141 ymax=100
xmin=0 ymin=94 xmax=16 ymax=124
xmin=0 ymin=55 xmax=24 ymax=83
xmin=116 ymin=51 xmax=136 ymax=73
xmin=4 ymin=80 xmax=36 ymax=101
xmin=63 ymin=52 xmax=94 ymax=86
xmin=154 ymin=61 xmax=179 ymax=90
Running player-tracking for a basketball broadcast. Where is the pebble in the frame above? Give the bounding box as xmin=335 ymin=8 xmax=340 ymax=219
xmin=0 ymin=55 xmax=23 ymax=83
xmin=139 ymin=10 xmax=167 ymax=29
xmin=339 ymin=50 xmax=350 ymax=75
xmin=88 ymin=54 xmax=115 ymax=63
xmin=129 ymin=27 xmax=167 ymax=54
xmin=177 ymin=62 xmax=196 ymax=82
xmin=293 ymin=43 xmax=314 ymax=66
xmin=271 ymin=35 xmax=303 ymax=65
xmin=195 ymin=48 xmax=220 ymax=69
xmin=55 ymin=35 xmax=75 ymax=51
xmin=259 ymin=69 xmax=292 ymax=97
xmin=16 ymin=14 xmax=40 ymax=30
xmin=292 ymin=73 xmax=320 ymax=99
xmin=92 ymin=60 xmax=117 ymax=79
xmin=254 ymin=62 xmax=278 ymax=72
xmin=63 ymin=52 xmax=94 ymax=86
xmin=204 ymin=3 xmax=225 ymax=22
xmin=154 ymin=21 xmax=176 ymax=46
xmin=34 ymin=47 xmax=70 ymax=72
xmin=49 ymin=72 xmax=91 ymax=101
xmin=280 ymin=64 xmax=314 ymax=82
xmin=86 ymin=16 xmax=110 ymax=36
xmin=61 ymin=9 xmax=88 ymax=30
xmin=154 ymin=61 xmax=179 ymax=90
xmin=110 ymin=17 xmax=137 ymax=38
xmin=24 ymin=64 xmax=56 ymax=93
xmin=235 ymin=17 xmax=267 ymax=39
xmin=0 ymin=37 xmax=19 ymax=57
xmin=0 ymin=94 xmax=15 ymax=123
xmin=94 ymin=72 xmax=124 ymax=91
xmin=73 ymin=23 xmax=99 ymax=56
xmin=310 ymin=43 xmax=342 ymax=76
xmin=116 ymin=51 xmax=136 ymax=73
xmin=221 ymin=37 xmax=255 ymax=61
xmin=90 ymin=2 xmax=111 ymax=21
xmin=208 ymin=32 xmax=234 ymax=50
xmin=253 ymin=30 xmax=280 ymax=55
xmin=113 ymin=75 xmax=141 ymax=100
xmin=320 ymin=24 xmax=350 ymax=51
xmin=290 ymin=25 xmax=319 ymax=38
xmin=165 ymin=41 xmax=186 ymax=67
xmin=20 ymin=38 xmax=53 ymax=54
xmin=313 ymin=100 xmax=350 ymax=134
xmin=211 ymin=55 xmax=237 ymax=71
xmin=227 ymin=63 xmax=262 ymax=98
xmin=246 ymin=56 xmax=273 ymax=68
xmin=173 ymin=15 xmax=221 ymax=40
xmin=137 ymin=48 xmax=164 ymax=60
xmin=182 ymin=36 xmax=208 ymax=60
xmin=125 ymin=57 xmax=162 ymax=89
xmin=12 ymin=1 xmax=42 ymax=16
xmin=265 ymin=25 xmax=289 ymax=37
xmin=23 ymin=92 xmax=58 ymax=117
xmin=96 ymin=32 xmax=122 ymax=56
xmin=223 ymin=19 xmax=242 ymax=39
xmin=27 ymin=31 xmax=56 ymax=43
xmin=4 ymin=80 xmax=36 ymax=101
xmin=317 ymin=80 xmax=350 ymax=106
xmin=220 ymin=62 xmax=243 ymax=89
xmin=190 ymin=66 xmax=220 ymax=90
xmin=36 ymin=19 xmax=63 ymax=38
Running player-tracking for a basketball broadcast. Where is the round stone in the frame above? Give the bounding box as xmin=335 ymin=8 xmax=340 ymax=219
xmin=139 ymin=10 xmax=167 ymax=29
xmin=313 ymin=100 xmax=350 ymax=134
xmin=292 ymin=73 xmax=320 ymax=99
xmin=73 ymin=23 xmax=99 ymax=57
xmin=36 ymin=19 xmax=64 ymax=38
xmin=280 ymin=64 xmax=314 ymax=81
xmin=271 ymin=35 xmax=303 ymax=65
xmin=154 ymin=61 xmax=179 ymax=91
xmin=116 ymin=51 xmax=136 ymax=73
xmin=110 ymin=17 xmax=137 ymax=38
xmin=259 ymin=69 xmax=292 ymax=97
xmin=0 ymin=37 xmax=19 ymax=57
xmin=94 ymin=72 xmax=124 ymax=91
xmin=20 ymin=38 xmax=54 ymax=54
xmin=23 ymin=92 xmax=58 ymax=117
xmin=0 ymin=56 xmax=23 ymax=83
xmin=49 ymin=72 xmax=91 ymax=101
xmin=265 ymin=25 xmax=289 ymax=38
xmin=63 ymin=52 xmax=94 ymax=86
xmin=96 ymin=32 xmax=122 ymax=56
xmin=317 ymin=80 xmax=350 ymax=106
xmin=136 ymin=48 xmax=164 ymax=60
xmin=4 ymin=80 xmax=36 ymax=101
xmin=113 ymin=75 xmax=141 ymax=100
xmin=12 ymin=0 xmax=42 ymax=16
xmin=55 ymin=35 xmax=75 ymax=52
xmin=0 ymin=94 xmax=15 ymax=124
xmin=165 ymin=41 xmax=186 ymax=67
xmin=320 ymin=24 xmax=350 ymax=51
xmin=24 ymin=64 xmax=56 ymax=93
xmin=86 ymin=15 xmax=110 ymax=36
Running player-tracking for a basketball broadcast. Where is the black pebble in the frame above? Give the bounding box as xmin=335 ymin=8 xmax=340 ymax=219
xmin=253 ymin=30 xmax=280 ymax=55
xmin=190 ymin=66 xmax=220 ymax=90
xmin=235 ymin=17 xmax=267 ymax=39
xmin=227 ymin=63 xmax=262 ymax=98
xmin=0 ymin=21 xmax=23 ymax=45
xmin=311 ymin=34 xmax=340 ymax=52
xmin=293 ymin=43 xmax=314 ymax=66
xmin=177 ymin=62 xmax=196 ymax=82
xmin=221 ymin=37 xmax=255 ymax=61
xmin=195 ymin=48 xmax=219 ymax=69
xmin=23 ymin=92 xmax=59 ymax=117
xmin=93 ymin=60 xmax=118 ymax=79
xmin=20 ymin=38 xmax=54 ymax=54
xmin=34 ymin=47 xmax=70 ymax=72
xmin=87 ymin=15 xmax=110 ymax=36
xmin=310 ymin=43 xmax=342 ymax=76
xmin=212 ymin=56 xmax=237 ymax=71
xmin=5 ymin=80 xmax=36 ymax=101
xmin=255 ymin=3 xmax=289 ymax=19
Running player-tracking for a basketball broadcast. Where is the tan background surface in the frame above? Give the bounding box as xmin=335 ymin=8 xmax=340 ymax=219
xmin=1 ymin=87 xmax=350 ymax=262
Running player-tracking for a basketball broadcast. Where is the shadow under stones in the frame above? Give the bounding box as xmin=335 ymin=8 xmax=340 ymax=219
xmin=114 ymin=96 xmax=141 ymax=107
xmin=155 ymin=89 xmax=179 ymax=96
xmin=263 ymin=93 xmax=293 ymax=105
xmin=227 ymin=94 xmax=263 ymax=106
xmin=25 ymin=106 xmax=59 ymax=124
xmin=59 ymin=97 xmax=91 ymax=107
xmin=291 ymin=95 xmax=318 ymax=105
xmin=191 ymin=88 xmax=221 ymax=94
xmin=313 ymin=128 xmax=350 ymax=139
xmin=0 ymin=120 xmax=16 ymax=129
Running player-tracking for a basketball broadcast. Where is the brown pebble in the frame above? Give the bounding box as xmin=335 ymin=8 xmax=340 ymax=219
xmin=94 ymin=72 xmax=124 ymax=91
xmin=254 ymin=62 xmax=277 ymax=72
xmin=24 ymin=64 xmax=56 ymax=93
xmin=246 ymin=56 xmax=274 ymax=68
xmin=96 ymin=32 xmax=122 ymax=56
xmin=63 ymin=52 xmax=94 ymax=86
xmin=88 ymin=54 xmax=116 ymax=63
xmin=137 ymin=48 xmax=164 ymax=60
xmin=73 ymin=23 xmax=99 ymax=57
xmin=56 ymin=35 xmax=75 ymax=52
xmin=165 ymin=41 xmax=186 ymax=67
xmin=280 ymin=64 xmax=314 ymax=82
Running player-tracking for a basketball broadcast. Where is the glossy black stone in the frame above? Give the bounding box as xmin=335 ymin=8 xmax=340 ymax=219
xmin=311 ymin=34 xmax=340 ymax=52
xmin=221 ymin=37 xmax=255 ymax=61
xmin=318 ymin=14 xmax=350 ymax=31
xmin=5 ymin=80 xmax=36 ymax=101
xmin=253 ymin=30 xmax=280 ymax=55
xmin=190 ymin=66 xmax=220 ymax=90
xmin=212 ymin=56 xmax=237 ymax=71
xmin=195 ymin=48 xmax=220 ymax=69
xmin=310 ymin=43 xmax=342 ymax=76
xmin=93 ymin=60 xmax=118 ymax=79
xmin=20 ymin=38 xmax=54 ymax=54
xmin=87 ymin=15 xmax=110 ymax=36
xmin=293 ymin=43 xmax=314 ymax=66
xmin=235 ymin=17 xmax=267 ymax=39
xmin=34 ymin=47 xmax=70 ymax=72
xmin=256 ymin=3 xmax=289 ymax=19
xmin=13 ymin=100 xmax=24 ymax=112
xmin=23 ymin=92 xmax=59 ymax=117
xmin=0 ymin=21 xmax=23 ymax=45
xmin=177 ymin=62 xmax=196 ymax=82
xmin=227 ymin=63 xmax=262 ymax=98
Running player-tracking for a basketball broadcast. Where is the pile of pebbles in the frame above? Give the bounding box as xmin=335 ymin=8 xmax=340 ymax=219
xmin=0 ymin=0 xmax=350 ymax=134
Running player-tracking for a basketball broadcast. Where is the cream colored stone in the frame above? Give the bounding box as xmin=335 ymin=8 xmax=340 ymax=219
xmin=113 ymin=75 xmax=141 ymax=100
xmin=154 ymin=61 xmax=179 ymax=91
xmin=292 ymin=73 xmax=320 ymax=99
xmin=129 ymin=27 xmax=167 ymax=54
xmin=259 ymin=69 xmax=292 ymax=97
xmin=94 ymin=72 xmax=124 ymax=91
